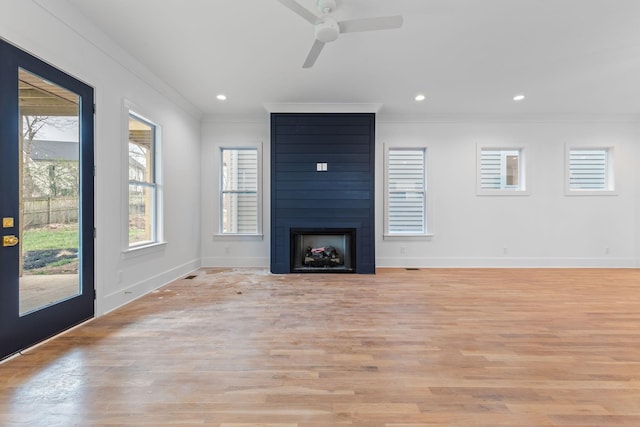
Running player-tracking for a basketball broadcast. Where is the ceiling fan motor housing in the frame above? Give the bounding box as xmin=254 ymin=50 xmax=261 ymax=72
xmin=315 ymin=17 xmax=340 ymax=42
xmin=317 ymin=0 xmax=337 ymax=14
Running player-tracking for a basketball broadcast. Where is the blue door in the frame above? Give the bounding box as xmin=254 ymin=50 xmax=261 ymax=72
xmin=0 ymin=39 xmax=94 ymax=360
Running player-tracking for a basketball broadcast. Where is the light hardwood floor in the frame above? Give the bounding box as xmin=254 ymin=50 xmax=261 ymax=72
xmin=1 ymin=268 xmax=640 ymax=426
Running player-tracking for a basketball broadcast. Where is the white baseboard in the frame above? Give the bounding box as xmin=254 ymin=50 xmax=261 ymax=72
xmin=99 ymin=258 xmax=201 ymax=315
xmin=376 ymin=256 xmax=637 ymax=268
xmin=201 ymin=256 xmax=269 ymax=268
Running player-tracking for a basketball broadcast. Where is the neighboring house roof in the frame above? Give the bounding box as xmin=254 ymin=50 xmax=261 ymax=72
xmin=129 ymin=156 xmax=145 ymax=171
xmin=29 ymin=139 xmax=78 ymax=161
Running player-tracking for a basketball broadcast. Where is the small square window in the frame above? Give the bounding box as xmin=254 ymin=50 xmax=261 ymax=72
xmin=566 ymin=147 xmax=615 ymax=195
xmin=477 ymin=147 xmax=527 ymax=195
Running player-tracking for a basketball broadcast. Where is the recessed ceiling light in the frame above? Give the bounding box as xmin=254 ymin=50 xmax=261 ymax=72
xmin=513 ymin=94 xmax=525 ymax=101
xmin=216 ymin=94 xmax=227 ymax=101
xmin=414 ymin=94 xmax=426 ymax=102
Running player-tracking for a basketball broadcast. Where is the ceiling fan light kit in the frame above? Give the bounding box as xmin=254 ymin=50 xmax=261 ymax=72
xmin=278 ymin=0 xmax=403 ymax=68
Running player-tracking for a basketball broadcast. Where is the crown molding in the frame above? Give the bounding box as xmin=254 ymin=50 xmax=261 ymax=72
xmin=32 ymin=0 xmax=203 ymax=121
xmin=376 ymin=112 xmax=640 ymax=124
xmin=263 ymin=103 xmax=383 ymax=114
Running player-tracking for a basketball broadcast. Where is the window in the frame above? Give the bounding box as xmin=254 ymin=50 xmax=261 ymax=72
xmin=478 ymin=148 xmax=526 ymax=194
xmin=567 ymin=147 xmax=614 ymax=193
xmin=128 ymin=112 xmax=160 ymax=247
xmin=385 ymin=148 xmax=427 ymax=235
xmin=220 ymin=147 xmax=259 ymax=234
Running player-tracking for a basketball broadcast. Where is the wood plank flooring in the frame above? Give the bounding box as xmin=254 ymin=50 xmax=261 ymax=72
xmin=1 ymin=268 xmax=640 ymax=426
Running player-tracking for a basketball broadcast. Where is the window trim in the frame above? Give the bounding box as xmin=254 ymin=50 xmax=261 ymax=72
xmin=216 ymin=144 xmax=263 ymax=237
xmin=121 ymin=99 xmax=165 ymax=254
xmin=476 ymin=145 xmax=529 ymax=196
xmin=565 ymin=144 xmax=616 ymax=196
xmin=383 ymin=143 xmax=431 ymax=239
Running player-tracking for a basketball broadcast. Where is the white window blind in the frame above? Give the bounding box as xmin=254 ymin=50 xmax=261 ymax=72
xmin=221 ymin=148 xmax=258 ymax=234
xmin=387 ymin=148 xmax=426 ymax=234
xmin=568 ymin=148 xmax=608 ymax=191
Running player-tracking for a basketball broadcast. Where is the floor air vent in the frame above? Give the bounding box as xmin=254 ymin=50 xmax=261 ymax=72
xmin=184 ymin=275 xmax=197 ymax=280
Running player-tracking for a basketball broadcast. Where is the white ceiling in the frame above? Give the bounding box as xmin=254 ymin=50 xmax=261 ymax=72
xmin=64 ymin=0 xmax=640 ymax=119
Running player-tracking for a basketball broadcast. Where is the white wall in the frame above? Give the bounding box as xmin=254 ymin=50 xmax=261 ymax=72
xmin=200 ymin=115 xmax=639 ymax=269
xmin=1 ymin=0 xmax=202 ymax=315
xmin=200 ymin=118 xmax=271 ymax=268
xmin=376 ymin=119 xmax=639 ymax=267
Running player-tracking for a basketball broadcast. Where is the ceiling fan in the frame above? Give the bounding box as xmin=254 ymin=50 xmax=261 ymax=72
xmin=278 ymin=0 xmax=403 ymax=68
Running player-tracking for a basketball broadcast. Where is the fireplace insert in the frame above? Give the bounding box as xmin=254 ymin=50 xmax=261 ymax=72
xmin=290 ymin=228 xmax=355 ymax=273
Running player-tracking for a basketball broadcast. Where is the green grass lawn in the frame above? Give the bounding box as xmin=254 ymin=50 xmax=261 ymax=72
xmin=22 ymin=225 xmax=79 ymax=252
xmin=22 ymin=225 xmax=146 ymax=251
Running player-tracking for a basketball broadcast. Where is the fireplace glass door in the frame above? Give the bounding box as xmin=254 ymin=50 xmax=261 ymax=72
xmin=291 ymin=229 xmax=355 ymax=273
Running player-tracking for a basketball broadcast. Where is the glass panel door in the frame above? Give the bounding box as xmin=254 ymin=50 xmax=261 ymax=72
xmin=0 ymin=39 xmax=94 ymax=361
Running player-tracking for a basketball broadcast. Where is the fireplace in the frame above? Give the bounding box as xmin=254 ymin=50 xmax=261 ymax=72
xmin=291 ymin=228 xmax=355 ymax=273
xmin=270 ymin=113 xmax=375 ymax=274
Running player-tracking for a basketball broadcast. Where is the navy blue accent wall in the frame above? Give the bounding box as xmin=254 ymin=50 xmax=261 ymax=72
xmin=270 ymin=113 xmax=375 ymax=274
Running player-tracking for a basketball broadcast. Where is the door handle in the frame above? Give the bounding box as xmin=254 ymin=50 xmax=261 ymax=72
xmin=2 ymin=235 xmax=19 ymax=247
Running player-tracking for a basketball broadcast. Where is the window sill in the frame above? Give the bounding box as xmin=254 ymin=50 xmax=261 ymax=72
xmin=122 ymin=241 xmax=167 ymax=259
xmin=383 ymin=234 xmax=433 ymax=241
xmin=213 ymin=234 xmax=264 ymax=241
xmin=565 ymin=190 xmax=617 ymax=196
xmin=477 ymin=190 xmax=530 ymax=196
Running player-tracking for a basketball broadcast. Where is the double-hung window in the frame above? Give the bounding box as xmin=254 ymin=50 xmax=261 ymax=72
xmin=220 ymin=147 xmax=259 ymax=234
xmin=128 ymin=112 xmax=161 ymax=247
xmin=478 ymin=147 xmax=527 ymax=194
xmin=566 ymin=147 xmax=614 ymax=194
xmin=385 ymin=147 xmax=427 ymax=236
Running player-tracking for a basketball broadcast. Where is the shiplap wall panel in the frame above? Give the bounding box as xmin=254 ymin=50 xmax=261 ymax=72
xmin=270 ymin=113 xmax=375 ymax=274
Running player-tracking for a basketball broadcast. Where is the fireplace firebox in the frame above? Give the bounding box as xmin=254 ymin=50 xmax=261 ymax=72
xmin=291 ymin=228 xmax=355 ymax=273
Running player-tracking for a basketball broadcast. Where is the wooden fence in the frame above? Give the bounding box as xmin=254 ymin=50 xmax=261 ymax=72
xmin=23 ymin=197 xmax=78 ymax=228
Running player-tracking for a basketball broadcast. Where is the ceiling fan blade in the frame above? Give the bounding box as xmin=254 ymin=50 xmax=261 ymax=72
xmin=303 ymin=39 xmax=326 ymax=68
xmin=277 ymin=0 xmax=320 ymax=25
xmin=338 ymin=15 xmax=403 ymax=34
